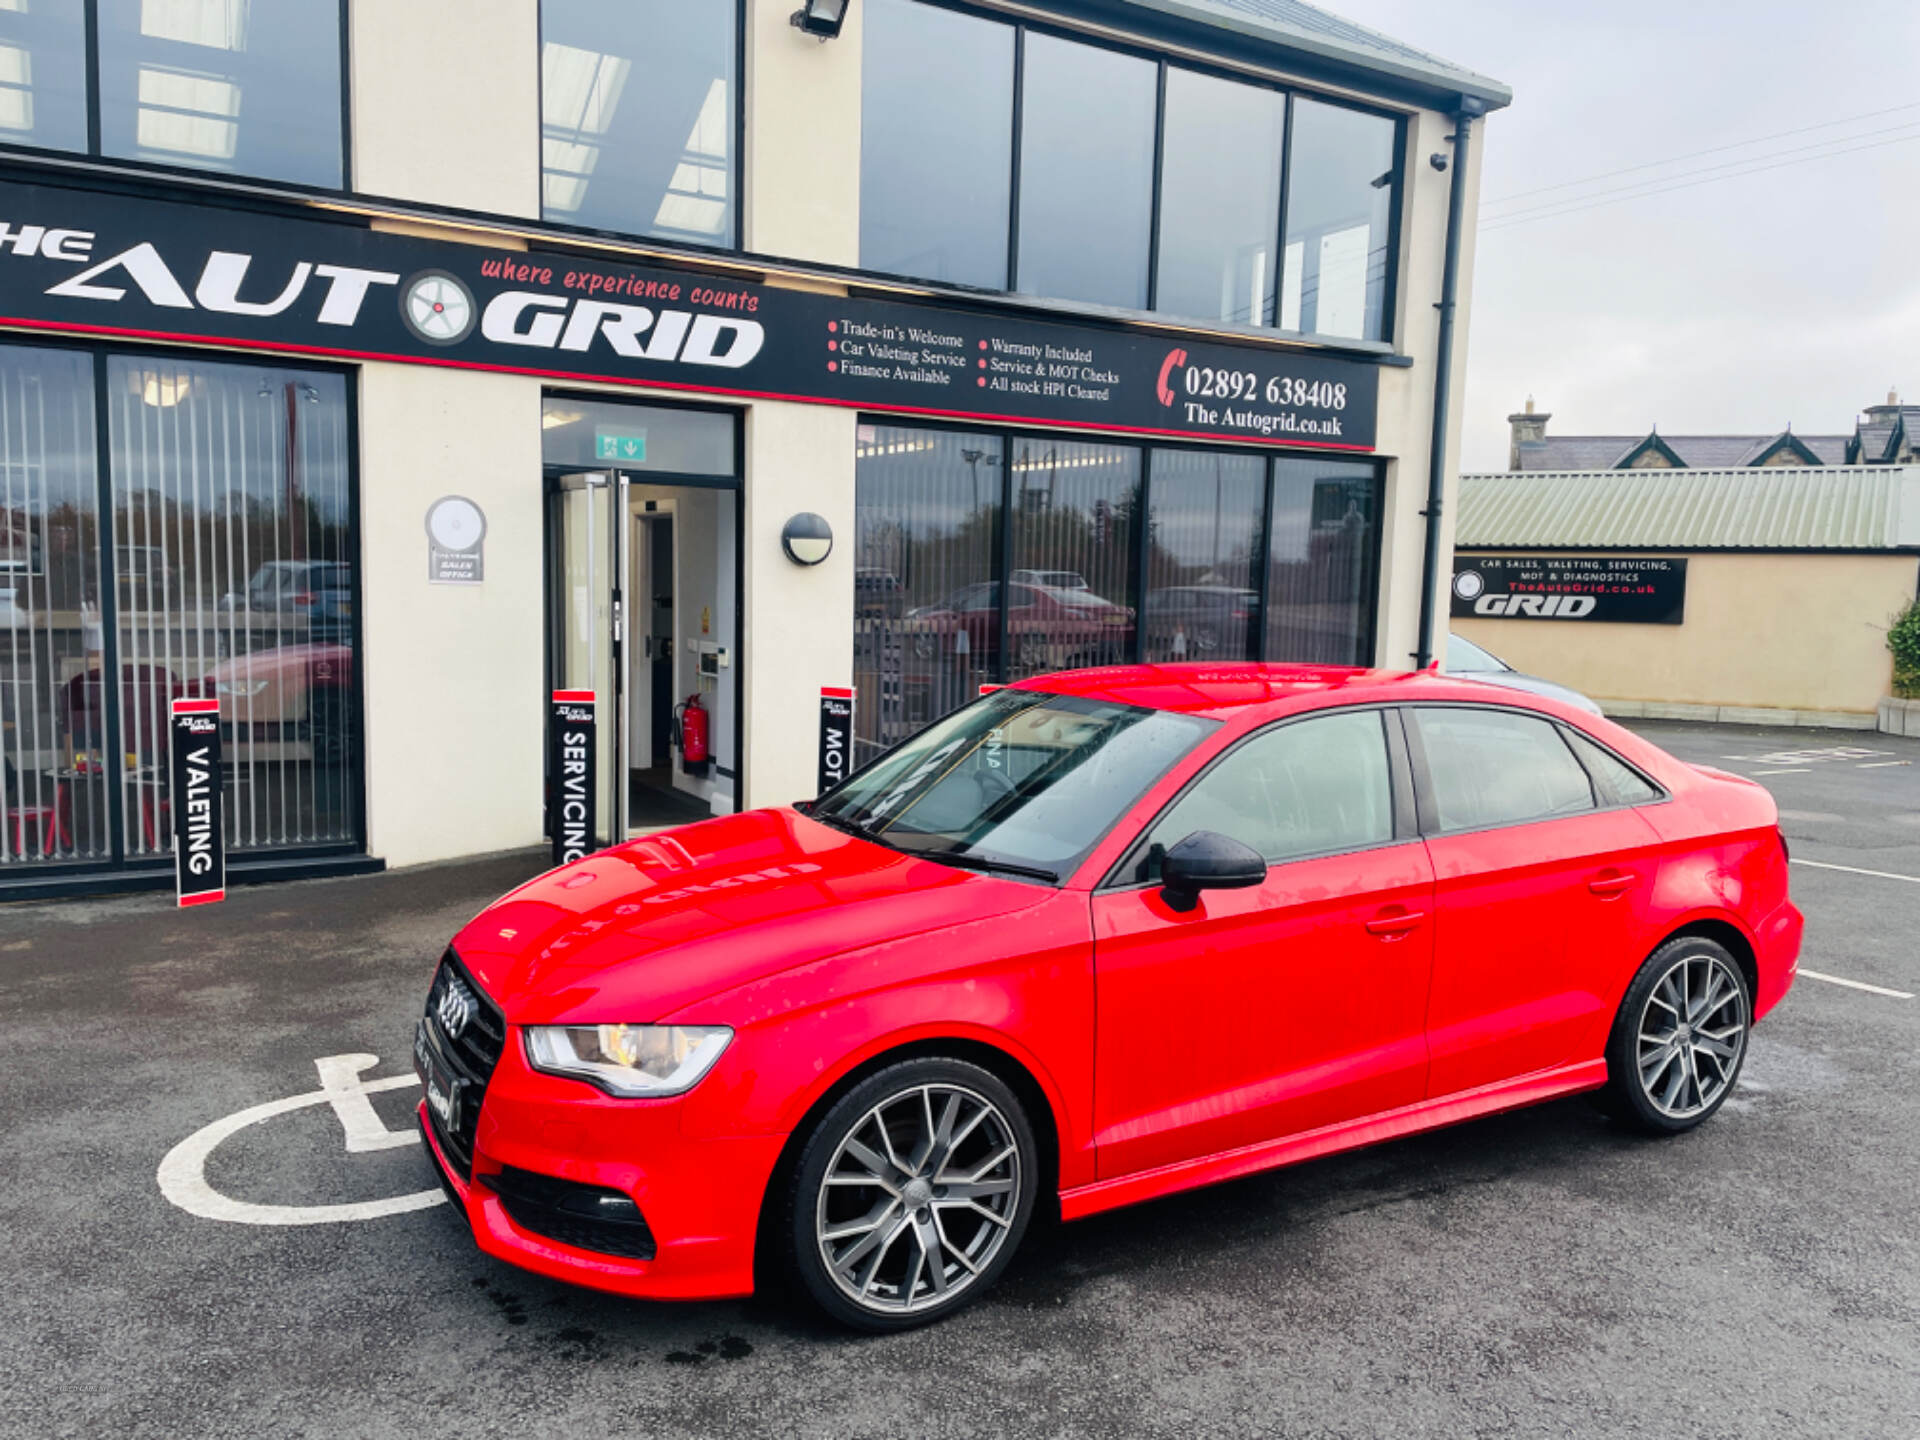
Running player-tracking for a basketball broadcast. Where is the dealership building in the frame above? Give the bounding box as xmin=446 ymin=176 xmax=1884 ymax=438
xmin=0 ymin=0 xmax=1506 ymax=897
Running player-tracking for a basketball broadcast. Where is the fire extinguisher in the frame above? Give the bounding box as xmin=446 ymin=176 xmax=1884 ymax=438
xmin=673 ymin=693 xmax=711 ymax=778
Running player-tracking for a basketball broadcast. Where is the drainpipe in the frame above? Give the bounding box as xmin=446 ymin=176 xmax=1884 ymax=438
xmin=1414 ymin=96 xmax=1486 ymax=670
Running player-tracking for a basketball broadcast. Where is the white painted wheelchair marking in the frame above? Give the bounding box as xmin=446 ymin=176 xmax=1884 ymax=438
xmin=158 ymin=1052 xmax=446 ymax=1225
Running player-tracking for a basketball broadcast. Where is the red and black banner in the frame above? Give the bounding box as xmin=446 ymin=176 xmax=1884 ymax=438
xmin=549 ymin=690 xmax=597 ymax=866
xmin=818 ymin=687 xmax=855 ymax=795
xmin=169 ymin=698 xmax=224 ymax=907
xmin=0 ymin=177 xmax=1378 ymax=452
xmin=1451 ymin=555 xmax=1688 ymax=625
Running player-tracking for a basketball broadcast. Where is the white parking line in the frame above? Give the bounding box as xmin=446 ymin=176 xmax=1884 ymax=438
xmin=1792 ymin=858 xmax=1920 ymax=884
xmin=1752 ymin=768 xmax=1812 ymax=776
xmin=1857 ymin=761 xmax=1911 ymax=769
xmin=1799 ymin=969 xmax=1914 ymax=1000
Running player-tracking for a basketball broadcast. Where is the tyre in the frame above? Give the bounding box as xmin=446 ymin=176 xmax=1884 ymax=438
xmin=786 ymin=1057 xmax=1037 ymax=1332
xmin=1602 ymin=935 xmax=1751 ymax=1135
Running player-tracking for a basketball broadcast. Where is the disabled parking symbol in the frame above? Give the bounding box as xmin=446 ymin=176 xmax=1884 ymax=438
xmin=158 ymin=1052 xmax=446 ymax=1226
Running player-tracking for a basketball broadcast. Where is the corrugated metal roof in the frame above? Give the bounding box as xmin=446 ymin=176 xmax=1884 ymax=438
xmin=1456 ymin=467 xmax=1920 ymax=551
xmin=1108 ymin=0 xmax=1512 ymax=107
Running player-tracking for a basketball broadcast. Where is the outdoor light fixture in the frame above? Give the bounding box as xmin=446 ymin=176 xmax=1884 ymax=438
xmin=781 ymin=513 xmax=834 ymax=566
xmin=790 ymin=0 xmax=850 ymax=40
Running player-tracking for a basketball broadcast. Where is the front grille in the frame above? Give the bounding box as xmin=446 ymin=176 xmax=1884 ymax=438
xmin=419 ymin=949 xmax=506 ymax=1178
xmin=483 ymin=1166 xmax=657 ymax=1261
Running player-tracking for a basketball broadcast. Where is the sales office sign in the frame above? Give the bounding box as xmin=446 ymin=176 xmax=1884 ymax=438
xmin=0 ymin=179 xmax=1378 ymax=451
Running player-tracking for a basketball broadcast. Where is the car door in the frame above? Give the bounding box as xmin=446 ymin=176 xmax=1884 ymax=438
xmin=1407 ymin=704 xmax=1666 ymax=1097
xmin=1090 ymin=707 xmax=1435 ymax=1180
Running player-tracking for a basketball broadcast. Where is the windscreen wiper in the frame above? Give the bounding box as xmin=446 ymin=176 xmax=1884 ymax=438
xmin=928 ymin=849 xmax=1060 ymax=884
xmin=809 ymin=810 xmax=892 ymax=846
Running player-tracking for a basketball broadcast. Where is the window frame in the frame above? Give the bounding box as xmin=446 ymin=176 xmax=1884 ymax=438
xmin=858 ymin=0 xmax=1408 ymax=344
xmin=1400 ymin=703 xmax=1669 ymax=838
xmin=0 ymin=331 xmax=367 ymax=888
xmin=533 ymin=0 xmax=748 ymax=251
xmin=1099 ymin=701 xmax=1420 ymax=892
xmin=0 ymin=0 xmax=353 ymax=195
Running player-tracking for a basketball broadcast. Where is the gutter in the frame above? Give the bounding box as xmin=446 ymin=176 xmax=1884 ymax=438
xmin=1414 ymin=98 xmax=1485 ymax=669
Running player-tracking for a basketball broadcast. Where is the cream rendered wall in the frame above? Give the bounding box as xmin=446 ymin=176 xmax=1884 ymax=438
xmin=743 ymin=0 xmax=863 ymax=265
xmin=358 ymin=364 xmax=547 ymax=866
xmin=1371 ymin=107 xmax=1484 ymax=671
xmin=349 ymin=0 xmax=540 ymax=218
xmin=1453 ymin=552 xmax=1919 ymax=716
xmin=740 ymin=400 xmax=858 ymax=807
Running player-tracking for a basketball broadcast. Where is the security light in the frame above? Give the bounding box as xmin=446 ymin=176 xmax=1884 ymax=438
xmin=782 ymin=513 xmax=834 ymax=566
xmin=790 ymin=0 xmax=850 ymax=40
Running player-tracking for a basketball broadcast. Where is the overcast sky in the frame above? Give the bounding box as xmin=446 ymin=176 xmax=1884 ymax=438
xmin=1324 ymin=0 xmax=1920 ymax=470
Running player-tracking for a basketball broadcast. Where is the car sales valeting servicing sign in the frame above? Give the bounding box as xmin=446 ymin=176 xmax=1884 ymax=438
xmin=0 ymin=178 xmax=1379 ymax=452
xmin=1450 ymin=555 xmax=1688 ymax=625
xmin=169 ymin=698 xmax=224 ymax=906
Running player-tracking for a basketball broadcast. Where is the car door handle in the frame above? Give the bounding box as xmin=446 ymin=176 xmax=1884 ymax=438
xmin=1365 ymin=908 xmax=1427 ymax=937
xmin=1588 ymin=871 xmax=1635 ymax=897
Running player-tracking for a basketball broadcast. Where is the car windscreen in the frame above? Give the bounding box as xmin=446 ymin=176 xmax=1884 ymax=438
xmin=1445 ymin=633 xmax=1509 ymax=673
xmin=811 ymin=690 xmax=1216 ymax=882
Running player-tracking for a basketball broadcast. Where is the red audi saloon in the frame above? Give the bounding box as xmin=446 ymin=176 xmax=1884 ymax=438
xmin=414 ymin=664 xmax=1800 ymax=1331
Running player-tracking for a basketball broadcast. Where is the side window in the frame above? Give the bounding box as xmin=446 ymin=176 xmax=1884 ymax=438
xmin=1562 ymin=728 xmax=1662 ymax=805
xmin=1412 ymin=707 xmax=1595 ymax=832
xmin=1138 ymin=709 xmax=1394 ymax=879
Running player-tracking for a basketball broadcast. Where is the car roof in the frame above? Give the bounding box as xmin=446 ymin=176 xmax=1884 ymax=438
xmin=1015 ymin=662 xmax=1588 ymax=721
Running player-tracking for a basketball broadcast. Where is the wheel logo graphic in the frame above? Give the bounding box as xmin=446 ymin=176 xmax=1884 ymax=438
xmin=1453 ymin=570 xmax=1485 ymax=601
xmin=401 ymin=270 xmax=476 ymax=346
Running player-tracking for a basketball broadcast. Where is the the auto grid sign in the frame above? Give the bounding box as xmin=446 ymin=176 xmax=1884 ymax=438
xmin=0 ymin=178 xmax=1379 ymax=452
xmin=1451 ymin=555 xmax=1688 ymax=625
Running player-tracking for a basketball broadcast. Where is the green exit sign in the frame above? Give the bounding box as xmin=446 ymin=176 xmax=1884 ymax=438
xmin=594 ymin=431 xmax=647 ymax=462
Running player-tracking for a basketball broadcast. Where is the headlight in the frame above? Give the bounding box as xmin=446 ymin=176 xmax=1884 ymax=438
xmin=522 ymin=1024 xmax=732 ymax=1098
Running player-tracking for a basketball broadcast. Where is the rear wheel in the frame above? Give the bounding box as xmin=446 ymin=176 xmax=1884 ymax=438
xmin=787 ymin=1057 xmax=1037 ymax=1332
xmin=1603 ymin=936 xmax=1751 ymax=1134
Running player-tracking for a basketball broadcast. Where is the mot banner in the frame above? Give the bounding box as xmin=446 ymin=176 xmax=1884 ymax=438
xmin=818 ymin=687 xmax=855 ymax=795
xmin=550 ymin=690 xmax=597 ymax=866
xmin=169 ymin=698 xmax=224 ymax=907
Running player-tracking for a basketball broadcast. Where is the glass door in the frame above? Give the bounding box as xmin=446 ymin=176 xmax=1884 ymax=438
xmin=547 ymin=470 xmax=627 ymax=846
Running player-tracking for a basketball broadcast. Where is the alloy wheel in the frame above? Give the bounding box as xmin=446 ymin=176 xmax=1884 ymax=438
xmin=814 ymin=1082 xmax=1022 ymax=1316
xmin=1635 ymin=952 xmax=1748 ymax=1119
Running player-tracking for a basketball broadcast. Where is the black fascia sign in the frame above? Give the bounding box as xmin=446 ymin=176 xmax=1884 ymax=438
xmin=170 ymin=698 xmax=224 ymax=906
xmin=1451 ymin=555 xmax=1689 ymax=625
xmin=0 ymin=178 xmax=1379 ymax=452
xmin=818 ymin=687 xmax=855 ymax=795
xmin=550 ymin=690 xmax=597 ymax=866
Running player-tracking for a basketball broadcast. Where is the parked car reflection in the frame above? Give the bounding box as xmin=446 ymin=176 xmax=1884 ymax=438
xmin=906 ymin=580 xmax=1134 ymax=669
xmin=1147 ymin=585 xmax=1258 ymax=658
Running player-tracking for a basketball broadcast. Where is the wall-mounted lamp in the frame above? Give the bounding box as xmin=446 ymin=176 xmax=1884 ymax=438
xmin=782 ymin=512 xmax=834 ymax=566
xmin=790 ymin=0 xmax=851 ymax=40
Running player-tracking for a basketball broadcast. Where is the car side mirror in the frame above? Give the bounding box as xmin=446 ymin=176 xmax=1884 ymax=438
xmin=1160 ymin=830 xmax=1267 ymax=913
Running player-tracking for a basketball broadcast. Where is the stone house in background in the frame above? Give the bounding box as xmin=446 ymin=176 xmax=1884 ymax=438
xmin=1505 ymin=391 xmax=1920 ymax=472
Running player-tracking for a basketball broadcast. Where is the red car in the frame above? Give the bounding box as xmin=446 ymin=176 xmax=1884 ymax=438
xmin=415 ymin=664 xmax=1800 ymax=1331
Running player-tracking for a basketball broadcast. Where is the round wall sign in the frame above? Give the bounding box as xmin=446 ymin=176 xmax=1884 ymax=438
xmin=426 ymin=495 xmax=487 ymax=550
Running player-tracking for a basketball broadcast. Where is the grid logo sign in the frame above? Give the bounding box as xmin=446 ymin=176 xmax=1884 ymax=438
xmin=1452 ymin=555 xmax=1688 ymax=625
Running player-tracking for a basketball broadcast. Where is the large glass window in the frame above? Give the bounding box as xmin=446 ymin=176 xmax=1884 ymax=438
xmin=1266 ymin=456 xmax=1380 ymax=665
xmin=539 ymin=0 xmax=736 ymax=244
xmin=1007 ymin=437 xmax=1138 ymax=680
xmin=1144 ymin=448 xmax=1264 ymax=663
xmin=95 ymin=0 xmax=343 ymax=187
xmin=1153 ymin=68 xmax=1288 ymax=327
xmin=1015 ymin=32 xmax=1156 ymax=309
xmin=859 ymin=0 xmax=1013 ymax=289
xmin=854 ymin=424 xmax=1002 ymax=767
xmin=1281 ymin=98 xmax=1399 ymax=341
xmin=0 ymin=0 xmax=87 ymax=152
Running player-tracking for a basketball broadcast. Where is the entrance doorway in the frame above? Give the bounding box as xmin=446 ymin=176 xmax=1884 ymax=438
xmin=542 ymin=396 xmax=741 ymax=846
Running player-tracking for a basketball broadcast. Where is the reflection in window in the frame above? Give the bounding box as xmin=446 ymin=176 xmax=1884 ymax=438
xmin=1413 ymin=708 xmax=1596 ymax=832
xmin=1281 ymin=99 xmax=1398 ymax=340
xmin=1155 ymin=68 xmax=1287 ymax=326
xmin=1145 ymin=449 xmax=1265 ymax=663
xmin=0 ymin=0 xmax=88 ymax=151
xmin=853 ymin=425 xmax=1001 ymax=767
xmin=1016 ymin=32 xmax=1156 ymax=309
xmin=539 ymin=0 xmax=736 ymax=244
xmin=96 ymin=0 xmax=342 ymax=186
xmin=1266 ymin=457 xmax=1381 ymax=664
xmin=107 ymin=355 xmax=355 ymax=855
xmin=859 ymin=0 xmax=1013 ymax=288
xmin=1007 ymin=439 xmax=1139 ymax=680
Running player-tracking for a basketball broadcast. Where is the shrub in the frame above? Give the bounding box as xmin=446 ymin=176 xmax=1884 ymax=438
xmin=1891 ymin=598 xmax=1920 ymax=698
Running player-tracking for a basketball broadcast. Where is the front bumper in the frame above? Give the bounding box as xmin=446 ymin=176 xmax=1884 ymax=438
xmin=417 ymin=1047 xmax=786 ymax=1301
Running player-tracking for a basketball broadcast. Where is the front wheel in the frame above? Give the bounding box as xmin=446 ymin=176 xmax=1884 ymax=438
xmin=787 ymin=1057 xmax=1037 ymax=1332
xmin=1603 ymin=936 xmax=1751 ymax=1134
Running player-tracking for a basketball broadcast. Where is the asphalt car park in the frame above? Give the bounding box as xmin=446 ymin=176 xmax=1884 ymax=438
xmin=1 ymin=719 xmax=1916 ymax=1440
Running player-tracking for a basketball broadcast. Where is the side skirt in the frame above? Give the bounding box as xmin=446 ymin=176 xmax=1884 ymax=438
xmin=1059 ymin=1059 xmax=1609 ymax=1222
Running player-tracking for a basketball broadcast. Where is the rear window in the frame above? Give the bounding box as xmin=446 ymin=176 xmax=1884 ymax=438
xmin=1563 ymin=728 xmax=1662 ymax=805
xmin=1413 ymin=707 xmax=1595 ymax=831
